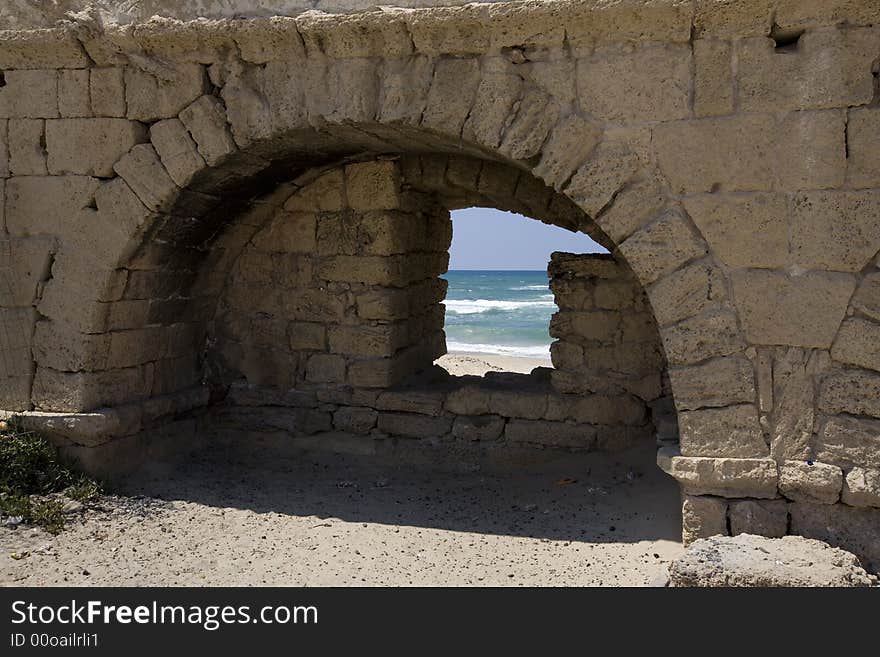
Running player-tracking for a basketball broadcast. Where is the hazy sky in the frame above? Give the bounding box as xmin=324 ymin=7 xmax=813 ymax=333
xmin=448 ymin=207 xmax=605 ymax=270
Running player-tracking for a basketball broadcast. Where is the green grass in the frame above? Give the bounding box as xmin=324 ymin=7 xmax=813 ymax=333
xmin=0 ymin=424 xmax=101 ymax=534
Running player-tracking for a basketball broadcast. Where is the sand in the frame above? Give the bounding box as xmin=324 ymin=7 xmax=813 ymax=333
xmin=436 ymin=351 xmax=551 ymax=376
xmin=1 ymin=353 xmax=684 ymax=587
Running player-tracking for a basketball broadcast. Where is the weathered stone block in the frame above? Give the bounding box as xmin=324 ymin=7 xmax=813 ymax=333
xmin=779 ymin=460 xmax=843 ymax=504
xmin=47 ymin=119 xmax=147 ymax=178
xmin=654 ymin=115 xmax=775 ymax=194
xmin=846 ymin=107 xmax=880 ymax=189
xmin=452 ymin=415 xmax=505 ymax=442
xmin=488 ymin=389 xmax=548 ymax=420
xmin=8 ymin=119 xmax=46 ymax=175
xmin=816 ymin=416 xmax=880 ymax=470
xmin=831 ymin=318 xmax=880 ymax=372
xmin=377 ymin=412 xmax=452 ymax=439
xmin=375 ymin=389 xmax=445 ymax=416
xmin=790 ymin=190 xmax=880 ymax=272
xmin=125 ymin=63 xmax=206 ymax=122
xmin=333 ymin=406 xmax=378 ymax=435
xmin=0 ymin=70 xmax=58 ymax=118
xmin=657 ymin=447 xmax=779 ymax=498
xmin=790 ymin=501 xmax=880 ymax=573
xmin=681 ymin=495 xmax=729 ymax=545
xmin=593 ymin=178 xmax=666 ymax=244
xmin=842 ymin=468 xmax=880 ymax=509
xmin=498 ymin=89 xmax=559 ymax=161
xmin=660 ymin=309 xmax=745 ymax=366
xmin=149 ymin=118 xmax=205 ymax=187
xmin=728 ymin=499 xmax=788 ymax=538
xmin=682 ymin=193 xmax=788 ymax=269
xmin=179 ymin=95 xmax=237 ymax=167
xmin=577 ymin=44 xmax=691 ymax=122
xmin=818 ymin=369 xmax=880 ymax=419
xmin=5 ymin=175 xmax=100 ymax=238
xmin=345 ymin=161 xmax=401 ymax=211
xmin=732 ymin=270 xmax=855 ymax=349
xmin=58 ymin=70 xmax=90 ymax=118
xmin=679 ymin=404 xmax=767 ymax=458
xmin=90 ymin=68 xmax=126 ymax=118
xmin=777 ymin=110 xmax=846 ymax=191
xmin=736 ymin=29 xmax=878 ymax=112
xmin=851 ymin=273 xmax=880 ymax=323
xmin=505 ymin=419 xmax=596 ymax=449
xmin=648 ymin=261 xmax=726 ymax=327
xmin=329 ymin=324 xmax=408 ymax=359
xmin=670 ymin=357 xmax=756 ymax=411
xmin=619 ymin=210 xmax=707 ymax=286
xmin=461 ymin=65 xmax=521 ymax=150
xmin=421 ymin=58 xmax=480 ymax=136
xmin=305 ymin=353 xmax=346 ymax=384
xmin=445 ymin=384 xmax=491 ymax=416
xmin=694 ymin=39 xmax=734 ymax=117
xmin=565 ymin=141 xmax=640 ymax=218
xmin=287 ymin=322 xmax=326 ymax=351
xmin=113 ymin=144 xmax=179 ymax=213
xmin=532 ymin=114 xmax=602 ymax=191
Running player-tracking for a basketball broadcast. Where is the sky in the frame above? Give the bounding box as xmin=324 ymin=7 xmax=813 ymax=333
xmin=448 ymin=207 xmax=606 ymax=270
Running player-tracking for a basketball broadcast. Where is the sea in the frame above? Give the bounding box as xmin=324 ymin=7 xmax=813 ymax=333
xmin=442 ymin=270 xmax=556 ymax=358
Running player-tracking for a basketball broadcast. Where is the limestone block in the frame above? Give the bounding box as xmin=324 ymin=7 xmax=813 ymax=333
xmin=90 ymin=68 xmax=126 ymax=118
xmin=285 ymin=170 xmax=345 ymax=212
xmin=565 ymin=0 xmax=693 ymax=49
xmin=332 ymin=406 xmax=378 ymax=435
xmin=774 ymin=0 xmax=880 ymax=32
xmin=565 ymin=141 xmax=640 ymax=218
xmin=694 ymin=39 xmax=734 ymax=117
xmin=728 ymin=499 xmax=788 ymax=538
xmin=577 ymin=44 xmax=691 ymax=122
xmin=375 ymin=389 xmax=445 ymax=416
xmin=619 ymin=210 xmax=707 ymax=286
xmin=736 ymin=29 xmax=878 ymax=113
xmin=282 ymin=288 xmax=348 ymax=323
xmin=31 ymin=365 xmax=151 ymax=413
xmin=0 ymin=122 xmax=7 ymax=177
xmin=452 ymin=415 xmax=505 ymax=442
xmin=842 ymin=468 xmax=880 ymax=508
xmin=378 ymin=56 xmax=433 ymax=125
xmin=846 ymin=107 xmax=880 ymax=188
xmin=779 ymin=460 xmax=843 ymax=504
xmin=657 ymin=448 xmax=779 ymax=498
xmin=329 ymin=324 xmax=408 ymax=359
xmin=648 ymin=261 xmax=726 ymax=327
xmin=776 ymin=110 xmax=846 ymax=191
xmin=150 ymin=118 xmax=205 ymax=187
xmin=421 ymin=58 xmax=480 ymax=136
xmin=5 ymin=175 xmax=100 ymax=238
xmin=790 ymin=190 xmax=880 ymax=272
xmin=113 ymin=144 xmax=179 ymax=212
xmin=731 ymin=270 xmax=855 ymax=348
xmin=831 ymin=318 xmax=880 ymax=372
xmin=669 ymin=534 xmax=875 ymax=587
xmin=298 ymin=11 xmax=412 ymax=59
xmin=681 ymin=495 xmax=729 ymax=545
xmin=498 ymin=89 xmax=559 ymax=161
xmin=660 ymin=309 xmax=745 ymax=366
xmin=654 ymin=115 xmax=775 ymax=194
xmin=377 ymin=412 xmax=452 ymax=439
xmin=790 ymin=501 xmax=880 ymax=573
xmin=851 ymin=273 xmax=880 ymax=322
xmin=252 ymin=212 xmax=316 ymax=255
xmin=488 ymin=389 xmax=548 ymax=420
xmin=669 ymin=357 xmax=756 ymax=411
xmin=679 ymin=404 xmax=768 ymax=458
xmin=562 ymin=394 xmax=646 ymax=426
xmin=682 ymin=193 xmax=788 ymax=269
xmin=549 ymin=309 xmax=619 ymax=343
xmin=318 ymin=254 xmax=447 ymax=287
xmin=819 ymin=369 xmax=880 ymax=419
xmin=8 ymin=119 xmax=47 ymax=175
xmin=58 ymin=69 xmax=90 ymax=118
xmin=445 ymin=384 xmax=491 ymax=416
xmin=461 ymin=66 xmax=521 ymax=150
xmin=345 ymin=161 xmax=400 ymax=212
xmin=0 ymin=70 xmax=58 ymax=118
xmin=125 ymin=63 xmax=207 ymax=122
xmin=305 ymin=353 xmax=346 ymax=384
xmin=407 ymin=7 xmax=490 ymax=55
xmin=179 ymin=95 xmax=237 ymax=167
xmin=594 ymin=280 xmax=635 ymax=311
xmin=505 ymin=419 xmax=596 ymax=449
xmin=593 ymin=178 xmax=666 ymax=245
xmin=532 ymin=115 xmax=602 ymax=191
xmin=47 ymin=119 xmax=146 ymax=178
xmin=0 ymin=236 xmax=53 ymax=307
xmin=816 ymin=416 xmax=880 ymax=470
xmin=769 ymin=348 xmax=825 ymax=462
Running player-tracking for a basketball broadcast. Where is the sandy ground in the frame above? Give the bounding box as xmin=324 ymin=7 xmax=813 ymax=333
xmin=1 ymin=442 xmax=682 ymax=587
xmin=1 ymin=353 xmax=683 ymax=587
xmin=436 ymin=351 xmax=551 ymax=376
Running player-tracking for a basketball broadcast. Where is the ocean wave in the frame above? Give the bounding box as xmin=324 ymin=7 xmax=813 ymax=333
xmin=510 ymin=285 xmax=549 ymax=291
xmin=446 ymin=341 xmax=551 ymax=358
xmin=445 ymin=299 xmax=557 ymax=314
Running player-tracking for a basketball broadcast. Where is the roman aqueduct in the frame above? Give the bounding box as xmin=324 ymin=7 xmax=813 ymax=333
xmin=1 ymin=0 xmax=879 ymax=569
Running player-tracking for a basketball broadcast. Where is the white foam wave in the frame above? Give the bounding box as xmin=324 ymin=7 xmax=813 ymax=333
xmin=510 ymin=285 xmax=548 ymax=291
xmin=445 ymin=299 xmax=556 ymax=314
xmin=446 ymin=341 xmax=551 ymax=358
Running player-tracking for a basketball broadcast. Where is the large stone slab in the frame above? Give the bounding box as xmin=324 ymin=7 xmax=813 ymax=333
xmin=668 ymin=534 xmax=875 ymax=587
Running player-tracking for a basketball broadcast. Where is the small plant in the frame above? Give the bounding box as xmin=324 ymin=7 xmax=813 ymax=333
xmin=0 ymin=423 xmax=101 ymax=534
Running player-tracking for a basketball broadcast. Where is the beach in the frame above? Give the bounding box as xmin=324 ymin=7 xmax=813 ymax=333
xmin=436 ymin=351 xmax=552 ymax=376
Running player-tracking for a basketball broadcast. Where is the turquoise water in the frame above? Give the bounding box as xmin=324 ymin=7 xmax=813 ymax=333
xmin=442 ymin=270 xmax=556 ymax=358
